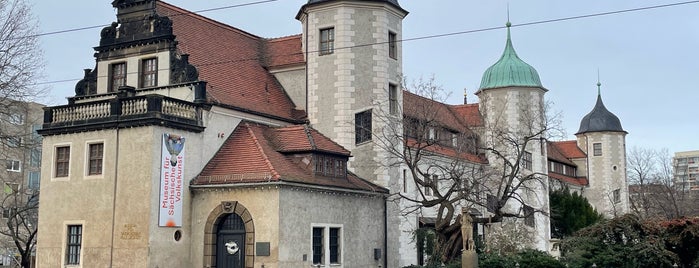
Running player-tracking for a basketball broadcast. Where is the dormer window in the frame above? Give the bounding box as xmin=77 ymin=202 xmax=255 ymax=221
xmin=314 ymin=154 xmax=346 ymax=178
xmin=140 ymin=58 xmax=157 ymax=88
xmin=110 ymin=62 xmax=126 ymax=92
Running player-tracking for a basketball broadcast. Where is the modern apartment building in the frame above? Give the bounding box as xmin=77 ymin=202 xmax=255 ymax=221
xmin=673 ymin=150 xmax=699 ymax=191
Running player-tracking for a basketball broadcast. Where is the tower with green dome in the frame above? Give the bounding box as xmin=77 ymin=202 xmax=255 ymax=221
xmin=475 ymin=22 xmax=551 ymax=252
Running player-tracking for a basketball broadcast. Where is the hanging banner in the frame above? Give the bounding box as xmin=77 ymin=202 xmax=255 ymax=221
xmin=159 ymin=133 xmax=185 ymax=227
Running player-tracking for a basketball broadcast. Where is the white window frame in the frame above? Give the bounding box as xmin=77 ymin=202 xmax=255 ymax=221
xmin=84 ymin=140 xmax=105 ymax=179
xmin=310 ymin=224 xmax=344 ymax=267
xmin=9 ymin=113 xmax=24 ymax=125
xmin=6 ymin=160 xmax=21 ymax=172
xmin=52 ymin=143 xmax=72 ymax=181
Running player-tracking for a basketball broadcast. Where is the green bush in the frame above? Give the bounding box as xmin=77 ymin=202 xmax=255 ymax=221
xmin=479 ymin=249 xmax=564 ymax=268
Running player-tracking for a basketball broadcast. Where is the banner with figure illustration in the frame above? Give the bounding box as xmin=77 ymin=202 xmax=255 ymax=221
xmin=159 ymin=133 xmax=185 ymax=227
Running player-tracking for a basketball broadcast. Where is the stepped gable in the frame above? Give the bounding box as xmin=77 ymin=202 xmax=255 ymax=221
xmin=193 ymin=122 xmax=386 ymax=193
xmin=156 ymin=2 xmax=304 ymax=122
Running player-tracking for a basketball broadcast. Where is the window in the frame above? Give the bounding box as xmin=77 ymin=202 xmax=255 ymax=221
xmin=5 ymin=160 xmax=20 ymax=172
xmin=388 ymin=31 xmax=397 ymax=59
xmin=524 ymin=205 xmax=535 ymax=227
xmin=486 ymin=194 xmax=498 ymax=213
xmin=140 ymin=58 xmax=157 ymax=87
xmin=389 ymin=84 xmax=398 ymax=115
xmin=319 ymin=28 xmax=335 ymax=55
xmin=402 ymin=169 xmax=407 ymax=193
xmin=8 ymin=113 xmax=23 ymax=125
xmin=312 ymin=226 xmax=342 ymax=266
xmin=613 ymin=189 xmax=621 ymax=203
xmin=65 ymin=225 xmax=82 ymax=265
xmin=6 ymin=137 xmax=21 ymax=147
xmin=593 ymin=143 xmax=602 ymax=156
xmin=28 ymin=172 xmax=40 ymax=190
xmin=30 ymin=148 xmax=41 ymax=167
xmin=88 ymin=143 xmax=104 ymax=175
xmin=110 ymin=62 xmax=126 ymax=92
xmin=2 ymin=208 xmax=16 ymax=219
xmin=452 ymin=133 xmax=458 ymax=147
xmin=55 ymin=146 xmax=70 ymax=177
xmin=522 ymin=151 xmax=532 ymax=170
xmin=355 ymin=110 xmax=372 ymax=144
xmin=424 ymin=174 xmax=438 ymax=196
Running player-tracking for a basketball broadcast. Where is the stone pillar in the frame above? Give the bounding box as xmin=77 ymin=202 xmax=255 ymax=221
xmin=462 ymin=208 xmax=478 ymax=268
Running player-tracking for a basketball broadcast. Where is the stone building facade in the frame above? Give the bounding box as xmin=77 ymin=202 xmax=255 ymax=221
xmin=35 ymin=0 xmax=629 ymax=267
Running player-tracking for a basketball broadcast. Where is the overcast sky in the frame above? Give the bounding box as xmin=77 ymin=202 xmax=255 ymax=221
xmin=29 ymin=0 xmax=699 ymax=154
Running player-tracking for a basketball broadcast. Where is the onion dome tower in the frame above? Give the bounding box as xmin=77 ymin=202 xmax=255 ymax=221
xmin=475 ymin=22 xmax=550 ymax=252
xmin=576 ymin=82 xmax=629 ymax=218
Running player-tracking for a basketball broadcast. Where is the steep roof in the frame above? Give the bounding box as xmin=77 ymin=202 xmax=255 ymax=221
xmin=193 ymin=122 xmax=386 ymax=193
xmin=156 ymin=2 xmax=305 ymax=122
xmin=479 ymin=23 xmax=543 ymax=91
xmin=451 ymin=103 xmax=484 ymax=127
xmin=576 ymin=88 xmax=626 ymax=135
xmin=549 ymin=173 xmax=588 ymax=187
xmin=550 ymin=140 xmax=587 ymax=159
xmin=547 ymin=143 xmax=576 ymax=166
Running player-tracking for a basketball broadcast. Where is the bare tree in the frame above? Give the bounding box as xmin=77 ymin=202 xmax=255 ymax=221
xmin=627 ymin=147 xmax=697 ymax=220
xmin=0 ymin=0 xmax=44 ymax=267
xmin=372 ymin=76 xmax=561 ymax=264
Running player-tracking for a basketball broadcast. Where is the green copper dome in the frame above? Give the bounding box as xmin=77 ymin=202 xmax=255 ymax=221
xmin=479 ymin=24 xmax=543 ymax=90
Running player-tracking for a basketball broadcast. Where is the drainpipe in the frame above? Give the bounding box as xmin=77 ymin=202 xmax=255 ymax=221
xmin=383 ymin=196 xmax=388 ymax=268
xmin=304 ymin=10 xmax=310 ymax=121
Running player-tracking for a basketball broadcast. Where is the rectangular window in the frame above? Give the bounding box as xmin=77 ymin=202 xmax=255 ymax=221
xmin=522 ymin=151 xmax=533 ymax=170
xmin=312 ymin=226 xmax=342 ymax=266
xmin=319 ymin=28 xmax=335 ymax=55
xmin=110 ymin=62 xmax=126 ymax=92
xmin=355 ymin=110 xmax=372 ymax=144
xmin=88 ymin=143 xmax=104 ymax=175
xmin=329 ymin=227 xmax=341 ymax=264
xmin=524 ymin=205 xmax=535 ymax=227
xmin=613 ymin=189 xmax=621 ymax=203
xmin=402 ymin=169 xmax=407 ymax=193
xmin=30 ymin=148 xmax=41 ymax=167
xmin=9 ymin=113 xmax=24 ymax=125
xmin=389 ymin=84 xmax=398 ymax=115
xmin=312 ymin=227 xmax=324 ymax=264
xmin=65 ymin=225 xmax=82 ymax=265
xmin=487 ymin=194 xmax=498 ymax=213
xmin=2 ymin=208 xmax=16 ymax=219
xmin=5 ymin=160 xmax=20 ymax=172
xmin=140 ymin=58 xmax=157 ymax=87
xmin=28 ymin=172 xmax=40 ymax=190
xmin=6 ymin=137 xmax=21 ymax=147
xmin=55 ymin=146 xmax=70 ymax=178
xmin=593 ymin=143 xmax=602 ymax=156
xmin=388 ymin=31 xmax=397 ymax=59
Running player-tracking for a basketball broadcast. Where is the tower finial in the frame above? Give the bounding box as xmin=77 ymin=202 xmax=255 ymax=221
xmin=506 ymin=3 xmax=511 ymax=27
xmin=597 ymin=69 xmax=601 ymax=96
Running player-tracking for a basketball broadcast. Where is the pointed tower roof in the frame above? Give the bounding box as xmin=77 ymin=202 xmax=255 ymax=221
xmin=479 ymin=22 xmax=543 ymax=90
xmin=576 ymin=83 xmax=626 ymax=134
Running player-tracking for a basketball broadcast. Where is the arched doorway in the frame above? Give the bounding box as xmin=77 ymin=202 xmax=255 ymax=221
xmin=216 ymin=213 xmax=246 ymax=268
xmin=204 ymin=201 xmax=254 ymax=268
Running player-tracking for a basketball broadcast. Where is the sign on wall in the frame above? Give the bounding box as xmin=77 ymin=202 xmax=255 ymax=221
xmin=159 ymin=133 xmax=185 ymax=227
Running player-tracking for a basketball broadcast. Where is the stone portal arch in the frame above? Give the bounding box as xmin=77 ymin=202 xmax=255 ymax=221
xmin=204 ymin=201 xmax=254 ymax=268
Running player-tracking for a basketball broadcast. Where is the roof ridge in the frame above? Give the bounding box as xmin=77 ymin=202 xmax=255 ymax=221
xmin=266 ymin=34 xmax=303 ymax=42
xmin=244 ymin=123 xmax=281 ymax=180
xmin=157 ymin=1 xmax=262 ymax=41
xmin=303 ymin=125 xmax=317 ymax=151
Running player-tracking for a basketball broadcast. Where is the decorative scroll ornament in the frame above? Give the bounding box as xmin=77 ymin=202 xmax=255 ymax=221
xmin=225 ymin=240 xmax=239 ymax=255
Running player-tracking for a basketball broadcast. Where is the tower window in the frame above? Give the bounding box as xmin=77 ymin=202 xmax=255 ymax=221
xmin=140 ymin=58 xmax=157 ymax=88
xmin=355 ymin=110 xmax=372 ymax=144
xmin=110 ymin=62 xmax=126 ymax=92
xmin=88 ymin=143 xmax=104 ymax=176
xmin=388 ymin=31 xmax=397 ymax=59
xmin=613 ymin=189 xmax=621 ymax=203
xmin=389 ymin=84 xmax=398 ymax=115
xmin=593 ymin=143 xmax=602 ymax=156
xmin=522 ymin=151 xmax=533 ymax=170
xmin=319 ymin=28 xmax=335 ymax=55
xmin=55 ymin=146 xmax=70 ymax=178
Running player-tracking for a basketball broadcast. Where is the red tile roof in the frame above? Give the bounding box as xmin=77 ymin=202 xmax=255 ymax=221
xmin=265 ymin=35 xmax=305 ymax=69
xmin=549 ymin=173 xmax=588 ymax=186
xmin=403 ymin=91 xmax=471 ymax=133
xmin=547 ymin=143 xmax=576 ymax=166
xmin=157 ymin=2 xmax=305 ymax=121
xmin=451 ymin=103 xmax=484 ymax=127
xmin=550 ymin=140 xmax=587 ymax=159
xmin=405 ymin=139 xmax=487 ymax=164
xmin=194 ymin=122 xmax=386 ymax=193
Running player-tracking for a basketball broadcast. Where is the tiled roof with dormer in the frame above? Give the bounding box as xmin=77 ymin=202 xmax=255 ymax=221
xmin=550 ymin=140 xmax=587 ymax=159
xmin=193 ymin=122 xmax=385 ymax=193
xmin=157 ymin=2 xmax=305 ymax=122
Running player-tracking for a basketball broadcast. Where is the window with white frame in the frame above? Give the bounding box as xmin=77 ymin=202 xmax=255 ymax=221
xmin=6 ymin=160 xmax=20 ymax=172
xmin=522 ymin=151 xmax=532 ymax=170
xmin=312 ymin=225 xmax=342 ymax=266
xmin=140 ymin=58 xmax=158 ymax=88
